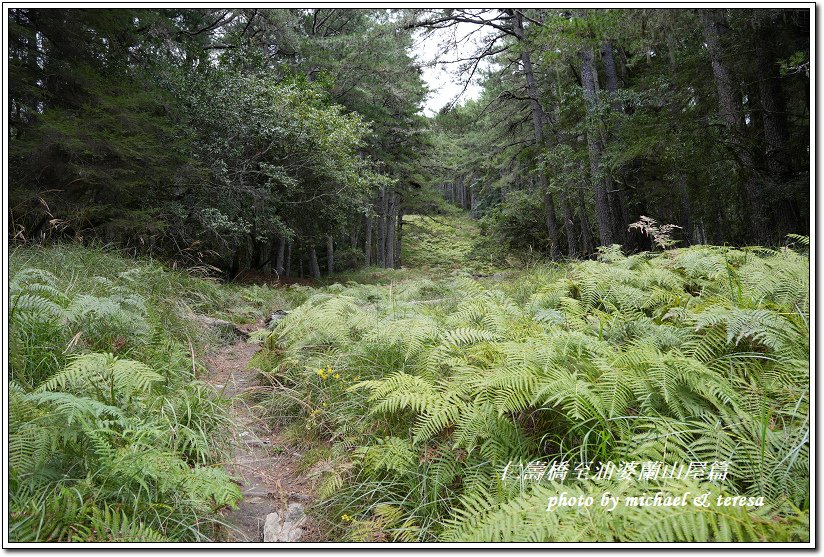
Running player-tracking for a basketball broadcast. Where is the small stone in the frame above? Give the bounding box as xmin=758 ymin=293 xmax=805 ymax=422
xmin=265 ymin=310 xmax=289 ymax=328
xmin=243 ymin=485 xmax=271 ymax=497
xmin=247 ymin=438 xmax=272 ymax=448
xmin=263 ymin=503 xmax=306 ymax=542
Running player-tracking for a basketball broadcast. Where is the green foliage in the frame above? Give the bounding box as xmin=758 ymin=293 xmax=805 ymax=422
xmin=8 ymin=245 xmax=242 ymax=542
xmin=8 ymin=7 xmax=429 ymax=278
xmin=256 ymin=243 xmax=809 ymax=541
xmin=402 ymin=213 xmax=500 ymax=275
xmin=475 ymin=191 xmax=554 ymax=264
xmin=174 ymin=69 xmax=380 ymax=268
xmin=426 ymin=7 xmax=808 ymax=254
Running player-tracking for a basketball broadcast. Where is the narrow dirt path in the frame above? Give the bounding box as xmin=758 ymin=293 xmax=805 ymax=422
xmin=202 ymin=323 xmax=324 ymax=542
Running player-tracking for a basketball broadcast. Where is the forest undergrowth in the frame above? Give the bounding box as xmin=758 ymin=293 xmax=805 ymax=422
xmin=252 ymin=238 xmax=810 ymax=542
xmin=8 ymin=232 xmax=810 ymax=542
xmin=8 ymin=245 xmax=293 ymax=541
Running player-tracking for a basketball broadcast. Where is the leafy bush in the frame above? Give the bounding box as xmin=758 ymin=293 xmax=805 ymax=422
xmin=255 ymin=243 xmax=809 ymax=542
xmin=474 ymin=191 xmax=552 ymax=264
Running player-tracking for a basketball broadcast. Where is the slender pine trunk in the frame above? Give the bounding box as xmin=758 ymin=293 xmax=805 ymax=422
xmin=395 ymin=205 xmax=404 ymax=268
xmin=701 ymin=8 xmax=767 ymax=244
xmin=309 ymin=246 xmax=321 ymax=279
xmin=385 ymin=191 xmax=396 ymax=268
xmin=364 ymin=213 xmax=372 ymax=266
xmin=284 ymin=241 xmax=291 ymax=277
xmin=275 ymin=236 xmax=286 ymax=275
xmin=376 ymin=190 xmax=386 ymax=267
xmin=666 ymin=33 xmax=693 ymax=245
xmin=756 ymin=27 xmax=797 ymax=238
xmin=326 ymin=235 xmax=334 ymax=276
xmin=601 ymin=40 xmax=628 ymax=245
xmin=577 ymin=188 xmax=594 ymax=255
xmin=511 ymin=9 xmax=560 ymax=259
xmin=580 ymin=46 xmax=614 ymax=247
xmin=563 ymin=196 xmax=578 ymax=258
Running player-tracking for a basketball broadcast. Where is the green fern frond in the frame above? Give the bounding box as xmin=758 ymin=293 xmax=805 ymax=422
xmin=38 ymin=353 xmax=164 ymax=404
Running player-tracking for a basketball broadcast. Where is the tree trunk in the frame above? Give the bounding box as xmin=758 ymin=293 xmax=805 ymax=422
xmin=666 ymin=32 xmax=692 ymax=245
xmin=274 ymin=236 xmax=286 ymax=275
xmin=385 ymin=191 xmax=396 ymax=268
xmin=512 ymin=9 xmax=560 ymax=259
xmin=326 ymin=235 xmax=334 ymax=276
xmin=601 ymin=40 xmax=628 ymax=244
xmin=601 ymin=41 xmax=622 ymax=111
xmin=543 ymin=191 xmax=560 ymax=258
xmin=376 ymin=190 xmax=386 ymax=267
xmin=675 ymin=173 xmax=692 ymax=246
xmin=230 ymin=247 xmax=241 ymax=279
xmin=268 ymin=238 xmax=278 ymax=274
xmin=580 ymin=46 xmax=614 ymax=247
xmin=700 ymin=10 xmax=741 ymax=130
xmin=250 ymin=236 xmax=262 ymax=270
xmin=701 ymin=8 xmax=767 ymax=243
xmin=395 ymin=205 xmax=404 ymax=268
xmin=577 ymin=188 xmax=594 ymax=255
xmin=364 ymin=213 xmax=373 ymax=266
xmin=285 ymin=241 xmax=291 ymax=277
xmin=756 ymin=27 xmax=796 ymax=238
xmin=563 ymin=195 xmax=578 ymax=258
xmin=309 ymin=246 xmax=321 ymax=279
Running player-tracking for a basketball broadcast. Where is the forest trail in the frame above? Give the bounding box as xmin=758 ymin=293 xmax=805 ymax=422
xmin=202 ymin=323 xmax=323 ymax=543
xmin=402 ymin=213 xmax=480 ymax=273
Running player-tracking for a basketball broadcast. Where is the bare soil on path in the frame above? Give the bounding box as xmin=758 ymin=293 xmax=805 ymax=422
xmin=201 ymin=322 xmax=324 ymax=543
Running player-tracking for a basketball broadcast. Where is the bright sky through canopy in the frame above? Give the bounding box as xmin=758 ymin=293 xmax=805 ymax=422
xmin=410 ymin=20 xmax=496 ymax=116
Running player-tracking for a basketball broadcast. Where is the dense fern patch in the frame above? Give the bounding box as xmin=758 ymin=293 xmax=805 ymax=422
xmin=7 ymin=246 xmax=281 ymax=542
xmin=256 ymin=243 xmax=810 ymax=542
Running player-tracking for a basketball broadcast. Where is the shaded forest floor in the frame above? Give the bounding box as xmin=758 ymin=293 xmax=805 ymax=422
xmin=401 ymin=213 xmax=482 ymax=273
xmin=331 ymin=211 xmax=503 ymax=286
